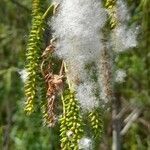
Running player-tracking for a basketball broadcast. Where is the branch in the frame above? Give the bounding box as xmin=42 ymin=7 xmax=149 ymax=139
xmin=115 ymin=105 xmax=130 ymax=119
xmin=112 ymin=92 xmax=122 ymax=150
xmin=121 ymin=108 xmax=141 ymax=136
xmin=138 ymin=118 xmax=150 ymax=131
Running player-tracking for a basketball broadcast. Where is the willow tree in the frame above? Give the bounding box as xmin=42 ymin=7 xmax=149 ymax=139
xmin=24 ymin=0 xmax=137 ymax=149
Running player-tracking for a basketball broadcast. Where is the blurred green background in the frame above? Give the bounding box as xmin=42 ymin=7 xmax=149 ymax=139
xmin=0 ymin=0 xmax=149 ymax=149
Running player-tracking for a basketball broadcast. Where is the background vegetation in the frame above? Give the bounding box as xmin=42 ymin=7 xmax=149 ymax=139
xmin=0 ymin=0 xmax=149 ymax=149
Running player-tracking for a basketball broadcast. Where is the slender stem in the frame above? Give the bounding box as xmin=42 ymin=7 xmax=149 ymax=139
xmin=63 ymin=61 xmax=72 ymax=90
xmin=42 ymin=4 xmax=54 ymax=21
xmin=61 ymin=93 xmax=65 ymax=114
xmin=112 ymin=93 xmax=122 ymax=150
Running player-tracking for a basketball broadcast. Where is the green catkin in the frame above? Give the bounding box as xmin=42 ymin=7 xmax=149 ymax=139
xmin=98 ymin=0 xmax=117 ymax=105
xmin=24 ymin=0 xmax=45 ymax=114
xmin=60 ymin=90 xmax=84 ymax=150
xmin=88 ymin=109 xmax=104 ymax=140
xmin=105 ymin=0 xmax=117 ymax=29
xmin=103 ymin=0 xmax=118 ymax=99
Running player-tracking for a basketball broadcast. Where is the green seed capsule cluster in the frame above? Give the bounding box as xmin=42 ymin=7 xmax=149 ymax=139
xmin=39 ymin=80 xmax=50 ymax=126
xmin=42 ymin=103 xmax=53 ymax=126
xmin=60 ymin=90 xmax=84 ymax=150
xmin=105 ymin=0 xmax=117 ymax=29
xmin=24 ymin=0 xmax=45 ymax=114
xmin=88 ymin=109 xmax=104 ymax=139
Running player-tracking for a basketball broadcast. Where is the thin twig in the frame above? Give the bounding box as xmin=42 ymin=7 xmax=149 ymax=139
xmin=115 ymin=105 xmax=130 ymax=119
xmin=138 ymin=118 xmax=150 ymax=131
xmin=121 ymin=108 xmax=141 ymax=136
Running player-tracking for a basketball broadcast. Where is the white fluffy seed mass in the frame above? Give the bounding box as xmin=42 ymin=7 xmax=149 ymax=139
xmin=111 ymin=0 xmax=137 ymax=52
xmin=52 ymin=0 xmax=107 ymax=72
xmin=111 ymin=25 xmax=137 ymax=52
xmin=115 ymin=69 xmax=127 ymax=83
xmin=78 ymin=137 xmax=92 ymax=150
xmin=18 ymin=69 xmax=28 ymax=82
xmin=116 ymin=0 xmax=129 ymax=22
xmin=51 ymin=0 xmax=107 ymax=110
xmin=76 ymin=82 xmax=99 ymax=111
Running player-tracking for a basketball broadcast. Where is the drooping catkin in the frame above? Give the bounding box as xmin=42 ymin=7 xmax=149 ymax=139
xmin=24 ymin=0 xmax=45 ymax=114
xmin=97 ymin=46 xmax=114 ymax=104
xmin=60 ymin=89 xmax=84 ymax=149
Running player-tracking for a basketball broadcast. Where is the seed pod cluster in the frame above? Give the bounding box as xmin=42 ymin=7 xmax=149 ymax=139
xmin=105 ymin=0 xmax=117 ymax=29
xmin=88 ymin=109 xmax=104 ymax=139
xmin=60 ymin=90 xmax=84 ymax=150
xmin=24 ymin=0 xmax=45 ymax=114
